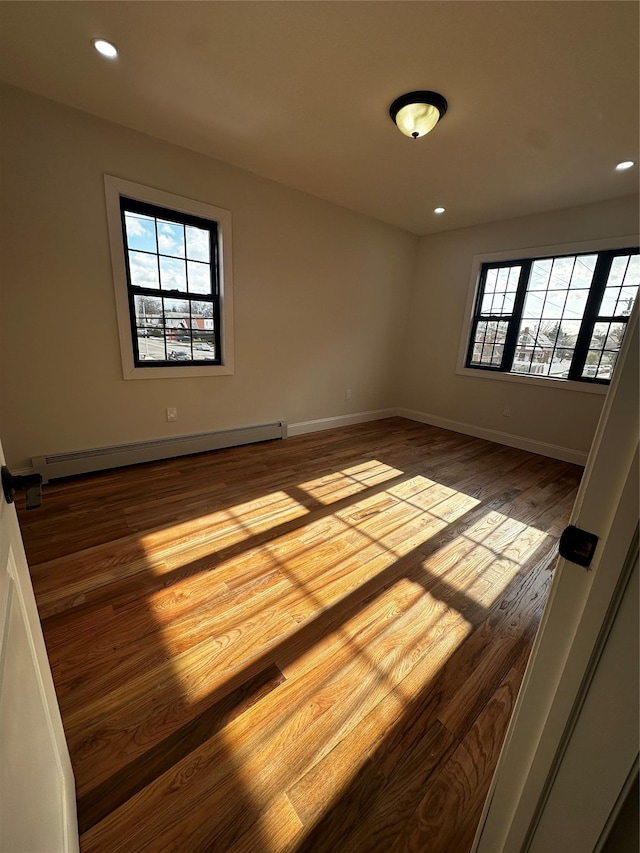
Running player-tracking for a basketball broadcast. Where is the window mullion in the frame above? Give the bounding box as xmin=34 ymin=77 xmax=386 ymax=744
xmin=501 ymin=260 xmax=532 ymax=371
xmin=121 ymin=204 xmax=142 ymax=365
xmin=130 ymin=285 xmax=214 ymax=302
xmin=210 ymin=228 xmax=222 ymax=358
xmin=466 ymin=267 xmax=488 ymax=367
xmin=465 ymin=316 xmax=481 ymax=368
xmin=568 ymin=252 xmax=613 ymax=381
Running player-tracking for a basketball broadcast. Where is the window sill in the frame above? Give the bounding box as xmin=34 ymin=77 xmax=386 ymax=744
xmin=455 ymin=366 xmax=608 ymax=395
xmin=124 ymin=362 xmax=234 ymax=380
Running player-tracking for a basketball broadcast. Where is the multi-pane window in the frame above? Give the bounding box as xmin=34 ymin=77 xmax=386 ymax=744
xmin=467 ymin=248 xmax=638 ymax=384
xmin=120 ymin=197 xmax=221 ymax=367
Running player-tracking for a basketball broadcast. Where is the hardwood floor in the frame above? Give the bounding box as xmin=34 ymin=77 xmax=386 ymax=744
xmin=17 ymin=417 xmax=582 ymax=852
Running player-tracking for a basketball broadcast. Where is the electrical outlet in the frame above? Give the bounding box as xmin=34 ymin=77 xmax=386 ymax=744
xmin=345 ymin=389 xmax=352 ymax=401
xmin=166 ymin=407 xmax=178 ymax=422
xmin=502 ymin=405 xmax=512 ymax=417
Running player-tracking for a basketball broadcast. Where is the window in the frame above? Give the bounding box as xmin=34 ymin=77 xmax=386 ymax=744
xmin=465 ymin=248 xmax=638 ymax=385
xmin=105 ymin=176 xmax=234 ymax=379
xmin=122 ymin=198 xmax=220 ymax=366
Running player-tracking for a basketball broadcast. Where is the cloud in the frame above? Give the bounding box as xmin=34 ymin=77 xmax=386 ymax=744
xmin=160 ymin=257 xmax=187 ymax=291
xmin=125 ymin=213 xmax=152 ymax=240
xmin=186 ymin=226 xmax=209 ymax=262
xmin=129 ymin=251 xmax=159 ymax=288
xmin=187 ymin=261 xmax=210 ymax=294
xmin=158 ymin=233 xmax=178 ymax=253
xmin=158 ymin=221 xmax=185 ymax=257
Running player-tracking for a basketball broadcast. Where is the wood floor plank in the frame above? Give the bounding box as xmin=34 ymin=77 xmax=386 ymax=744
xmin=284 ymin=543 xmax=548 ymax=851
xmin=80 ymin=592 xmax=459 ymax=852
xmin=67 ymin=606 xmax=298 ymax=797
xmin=51 ymin=574 xmax=290 ymax=708
xmin=294 ymin=721 xmax=458 ymax=853
xmin=389 ymin=668 xmax=522 ymax=853
xmin=15 ymin=417 xmax=581 ymax=853
xmin=226 ymin=794 xmax=303 ymax=853
xmin=286 ymin=535 xmax=562 ymax=848
xmin=76 ymin=663 xmax=286 ymax=834
xmin=286 ymin=622 xmax=466 ymax=832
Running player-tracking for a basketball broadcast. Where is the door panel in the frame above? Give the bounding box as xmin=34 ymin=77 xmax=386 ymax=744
xmin=530 ymin=548 xmax=638 ymax=852
xmin=0 ymin=440 xmax=78 ymax=853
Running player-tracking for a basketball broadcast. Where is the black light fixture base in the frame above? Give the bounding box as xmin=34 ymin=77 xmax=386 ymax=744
xmin=389 ymin=90 xmax=448 ymax=125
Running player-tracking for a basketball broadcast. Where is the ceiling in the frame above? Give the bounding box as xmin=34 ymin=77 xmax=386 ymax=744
xmin=0 ymin=1 xmax=638 ymax=235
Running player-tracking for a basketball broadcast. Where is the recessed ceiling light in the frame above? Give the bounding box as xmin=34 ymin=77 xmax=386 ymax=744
xmin=434 ymin=207 xmax=446 ymax=214
xmin=92 ymin=39 xmax=118 ymax=59
xmin=615 ymin=161 xmax=635 ymax=171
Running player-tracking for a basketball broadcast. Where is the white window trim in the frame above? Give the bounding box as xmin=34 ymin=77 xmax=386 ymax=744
xmin=456 ymin=234 xmax=640 ymax=395
xmin=104 ymin=175 xmax=234 ymax=379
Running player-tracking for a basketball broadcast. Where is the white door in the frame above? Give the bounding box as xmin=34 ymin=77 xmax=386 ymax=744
xmin=0 ymin=440 xmax=78 ymax=853
xmin=473 ymin=306 xmax=639 ymax=852
xmin=528 ymin=543 xmax=638 ymax=852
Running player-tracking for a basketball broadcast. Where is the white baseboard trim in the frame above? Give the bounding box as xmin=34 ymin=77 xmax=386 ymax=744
xmin=287 ymin=409 xmax=397 ymax=437
xmin=32 ymin=422 xmax=286 ymax=483
xmin=397 ymin=408 xmax=589 ymax=466
xmin=19 ymin=407 xmax=586 ymax=482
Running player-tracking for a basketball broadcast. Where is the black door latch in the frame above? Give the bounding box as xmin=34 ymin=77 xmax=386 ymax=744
xmin=1 ymin=466 xmax=43 ymax=510
xmin=559 ymin=524 xmax=599 ymax=569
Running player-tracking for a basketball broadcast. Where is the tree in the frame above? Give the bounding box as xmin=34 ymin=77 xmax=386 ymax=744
xmin=540 ymin=320 xmax=575 ymax=346
xmin=192 ymin=301 xmax=213 ymax=318
xmin=608 ymin=322 xmax=626 ymax=348
xmin=136 ymin=296 xmax=162 ymax=324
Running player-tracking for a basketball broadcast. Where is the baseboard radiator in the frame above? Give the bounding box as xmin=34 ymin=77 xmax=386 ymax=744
xmin=32 ymin=422 xmax=287 ymax=483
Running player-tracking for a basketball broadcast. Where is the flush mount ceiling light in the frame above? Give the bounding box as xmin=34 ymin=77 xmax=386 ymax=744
xmin=615 ymin=160 xmax=635 ymax=171
xmin=434 ymin=207 xmax=446 ymax=214
xmin=92 ymin=38 xmax=118 ymax=59
xmin=389 ymin=91 xmax=448 ymax=139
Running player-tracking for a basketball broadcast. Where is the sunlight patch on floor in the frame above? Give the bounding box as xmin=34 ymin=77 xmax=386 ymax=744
xmin=137 ymin=489 xmax=308 ymax=558
xmin=340 ymin=460 xmax=405 ymax=481
xmin=423 ymin=510 xmax=551 ymax=607
xmin=134 ymin=469 xmax=483 ymax=591
xmin=138 ymin=470 xmax=548 ymax=704
xmin=219 ymin=586 xmax=474 ymax=827
xmin=296 ymin=460 xmax=405 ymax=505
xmin=358 ymin=495 xmax=481 ymax=564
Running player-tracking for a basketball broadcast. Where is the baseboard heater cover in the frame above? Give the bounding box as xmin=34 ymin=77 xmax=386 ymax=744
xmin=32 ymin=422 xmax=287 ymax=483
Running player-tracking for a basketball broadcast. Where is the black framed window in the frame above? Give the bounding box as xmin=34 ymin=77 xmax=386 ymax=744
xmin=120 ymin=197 xmax=221 ymax=367
xmin=466 ymin=248 xmax=639 ymax=384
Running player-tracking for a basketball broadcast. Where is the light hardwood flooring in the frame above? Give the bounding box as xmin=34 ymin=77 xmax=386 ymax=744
xmin=17 ymin=418 xmax=582 ymax=852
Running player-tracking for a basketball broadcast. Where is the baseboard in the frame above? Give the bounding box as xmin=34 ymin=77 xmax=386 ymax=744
xmin=287 ymin=409 xmax=397 ymax=437
xmin=397 ymin=408 xmax=588 ymax=466
xmin=32 ymin=422 xmax=286 ymax=482
xmin=19 ymin=406 xmax=587 ymax=482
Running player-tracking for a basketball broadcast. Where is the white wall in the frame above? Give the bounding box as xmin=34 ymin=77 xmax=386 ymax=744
xmin=401 ymin=196 xmax=639 ymax=457
xmin=0 ymin=84 xmax=417 ymax=468
xmin=1 ymin=82 xmax=637 ymax=471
